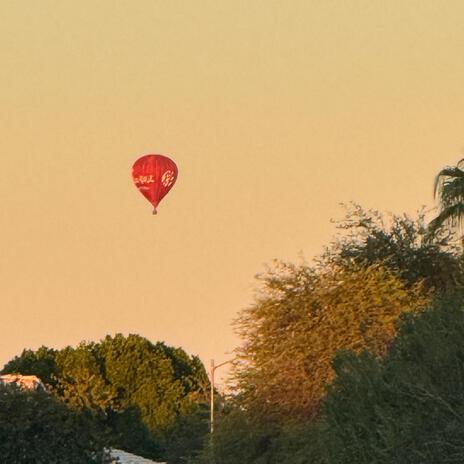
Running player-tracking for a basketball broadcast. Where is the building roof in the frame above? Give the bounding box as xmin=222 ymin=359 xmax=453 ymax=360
xmin=110 ymin=449 xmax=166 ymax=464
xmin=0 ymin=374 xmax=46 ymax=391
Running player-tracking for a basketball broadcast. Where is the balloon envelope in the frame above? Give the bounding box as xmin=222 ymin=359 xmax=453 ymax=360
xmin=132 ymin=154 xmax=178 ymax=213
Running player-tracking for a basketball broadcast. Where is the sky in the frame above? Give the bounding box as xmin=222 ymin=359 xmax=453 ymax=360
xmin=1 ymin=0 xmax=464 ymax=384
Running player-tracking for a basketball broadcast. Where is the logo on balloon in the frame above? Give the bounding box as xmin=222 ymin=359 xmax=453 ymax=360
xmin=162 ymin=170 xmax=175 ymax=187
xmin=133 ymin=175 xmax=155 ymax=185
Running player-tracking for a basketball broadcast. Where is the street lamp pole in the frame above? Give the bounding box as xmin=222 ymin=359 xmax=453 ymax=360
xmin=210 ymin=359 xmax=232 ymax=434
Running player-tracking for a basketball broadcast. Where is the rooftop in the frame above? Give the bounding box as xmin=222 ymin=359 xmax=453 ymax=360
xmin=110 ymin=449 xmax=166 ymax=464
xmin=0 ymin=374 xmax=46 ymax=391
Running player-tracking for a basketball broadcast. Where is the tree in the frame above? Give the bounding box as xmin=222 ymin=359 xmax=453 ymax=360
xmin=321 ymin=291 xmax=464 ymax=464
xmin=324 ymin=203 xmax=464 ymax=292
xmin=55 ymin=342 xmax=119 ymax=417
xmin=203 ymin=204 xmax=464 ymax=463
xmin=232 ymin=261 xmax=430 ymax=423
xmin=98 ymin=334 xmax=209 ymax=433
xmin=160 ymin=404 xmax=210 ymax=463
xmin=205 ymin=204 xmax=464 ymax=463
xmin=0 ymin=384 xmax=109 ymax=463
xmin=2 ymin=346 xmax=59 ymax=387
xmin=429 ymin=159 xmax=464 ymax=239
xmin=2 ymin=334 xmax=210 ymax=463
xmin=193 ymin=403 xmax=325 ymax=464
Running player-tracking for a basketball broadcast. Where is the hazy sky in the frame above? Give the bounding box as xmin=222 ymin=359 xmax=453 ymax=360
xmin=1 ymin=1 xmax=463 ymax=382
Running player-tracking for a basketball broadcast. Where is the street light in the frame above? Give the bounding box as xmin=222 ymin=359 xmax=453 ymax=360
xmin=210 ymin=359 xmax=232 ymax=434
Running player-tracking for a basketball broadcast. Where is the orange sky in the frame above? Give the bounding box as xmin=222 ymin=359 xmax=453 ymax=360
xmin=1 ymin=1 xmax=464 ymax=384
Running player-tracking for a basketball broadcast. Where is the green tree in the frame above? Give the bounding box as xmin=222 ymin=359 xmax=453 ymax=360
xmin=233 ymin=261 xmax=430 ymax=423
xmin=321 ymin=291 xmax=464 ymax=464
xmin=99 ymin=334 xmax=209 ymax=432
xmin=1 ymin=334 xmax=210 ymax=463
xmin=0 ymin=384 xmax=109 ymax=463
xmin=202 ymin=205 xmax=464 ymax=463
xmin=325 ymin=203 xmax=464 ymax=291
xmin=106 ymin=406 xmax=161 ymax=458
xmin=3 ymin=346 xmax=59 ymax=387
xmin=194 ymin=405 xmax=323 ymax=464
xmin=160 ymin=404 xmax=210 ymax=463
xmin=56 ymin=342 xmax=118 ymax=417
xmin=198 ymin=205 xmax=464 ymax=463
xmin=429 ymin=159 xmax=464 ymax=239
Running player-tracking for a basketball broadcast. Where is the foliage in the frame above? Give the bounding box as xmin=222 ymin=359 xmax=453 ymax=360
xmin=233 ymin=260 xmax=430 ymax=423
xmin=2 ymin=346 xmax=59 ymax=387
xmin=321 ymin=292 xmax=464 ymax=464
xmin=198 ymin=205 xmax=464 ymax=463
xmin=194 ymin=405 xmax=324 ymax=464
xmin=106 ymin=406 xmax=161 ymax=458
xmin=324 ymin=203 xmax=464 ymax=291
xmin=194 ymin=407 xmax=279 ymax=464
xmin=7 ymin=201 xmax=464 ymax=463
xmin=160 ymin=404 xmax=210 ymax=463
xmin=0 ymin=384 xmax=109 ymax=463
xmin=429 ymin=158 xmax=464 ymax=237
xmin=56 ymin=342 xmax=119 ymax=417
xmin=2 ymin=334 xmax=210 ymax=463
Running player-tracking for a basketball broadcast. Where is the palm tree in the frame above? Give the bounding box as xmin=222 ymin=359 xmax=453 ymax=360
xmin=429 ymin=159 xmax=464 ymax=239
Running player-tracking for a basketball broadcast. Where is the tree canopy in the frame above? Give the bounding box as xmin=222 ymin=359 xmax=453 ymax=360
xmin=2 ymin=334 xmax=210 ymax=462
xmin=324 ymin=204 xmax=464 ymax=291
xmin=233 ymin=260 xmax=430 ymax=423
xmin=7 ymin=201 xmax=464 ymax=464
xmin=429 ymin=158 xmax=464 ymax=238
xmin=195 ymin=204 xmax=464 ymax=464
xmin=321 ymin=291 xmax=464 ymax=464
xmin=0 ymin=384 xmax=109 ymax=463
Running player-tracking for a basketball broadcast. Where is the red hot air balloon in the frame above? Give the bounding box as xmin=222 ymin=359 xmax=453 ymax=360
xmin=132 ymin=154 xmax=178 ymax=214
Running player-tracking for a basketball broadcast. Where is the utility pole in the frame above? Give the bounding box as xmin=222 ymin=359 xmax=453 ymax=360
xmin=210 ymin=359 xmax=232 ymax=434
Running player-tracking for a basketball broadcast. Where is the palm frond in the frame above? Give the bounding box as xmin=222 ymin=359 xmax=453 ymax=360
xmin=437 ymin=177 xmax=464 ymax=208
xmin=434 ymin=166 xmax=464 ymax=199
xmin=428 ymin=203 xmax=464 ymax=235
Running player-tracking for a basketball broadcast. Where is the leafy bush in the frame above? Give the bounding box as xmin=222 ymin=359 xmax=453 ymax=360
xmin=233 ymin=261 xmax=429 ymax=422
xmin=321 ymin=292 xmax=464 ymax=464
xmin=0 ymin=384 xmax=109 ymax=463
xmin=2 ymin=334 xmax=210 ymax=463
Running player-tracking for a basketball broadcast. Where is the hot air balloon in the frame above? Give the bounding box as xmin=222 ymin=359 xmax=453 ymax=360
xmin=132 ymin=154 xmax=178 ymax=214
